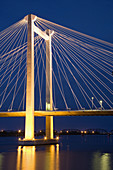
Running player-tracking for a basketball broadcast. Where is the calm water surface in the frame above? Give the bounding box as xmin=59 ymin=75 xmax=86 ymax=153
xmin=0 ymin=135 xmax=113 ymax=170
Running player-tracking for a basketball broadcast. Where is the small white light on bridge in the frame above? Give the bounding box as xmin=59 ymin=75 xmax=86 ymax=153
xmin=56 ymin=136 xmax=59 ymax=140
xmin=92 ymin=97 xmax=94 ymax=109
xmin=54 ymin=107 xmax=58 ymax=111
xmin=8 ymin=109 xmax=11 ymax=111
xmin=18 ymin=129 xmax=21 ymax=133
xmin=44 ymin=136 xmax=47 ymax=140
xmin=99 ymin=100 xmax=103 ymax=109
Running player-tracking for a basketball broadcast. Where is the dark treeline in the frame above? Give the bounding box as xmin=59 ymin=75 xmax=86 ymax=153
xmin=0 ymin=128 xmax=113 ymax=137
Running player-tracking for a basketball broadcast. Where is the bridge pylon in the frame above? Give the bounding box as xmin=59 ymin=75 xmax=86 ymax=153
xmin=25 ymin=14 xmax=35 ymax=140
xmin=24 ymin=14 xmax=54 ymax=141
xmin=46 ymin=29 xmax=53 ymax=139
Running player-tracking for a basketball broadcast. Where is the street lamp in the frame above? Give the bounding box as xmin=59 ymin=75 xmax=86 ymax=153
xmin=99 ymin=100 xmax=103 ymax=110
xmin=92 ymin=97 xmax=94 ymax=109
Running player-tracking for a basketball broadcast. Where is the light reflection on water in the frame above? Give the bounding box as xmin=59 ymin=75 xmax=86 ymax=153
xmin=16 ymin=144 xmax=59 ymax=170
xmin=92 ymin=152 xmax=111 ymax=170
xmin=17 ymin=146 xmax=36 ymax=170
xmin=0 ymin=136 xmax=113 ymax=170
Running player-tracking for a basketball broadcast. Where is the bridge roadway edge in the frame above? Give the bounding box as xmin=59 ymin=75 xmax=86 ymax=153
xmin=0 ymin=110 xmax=113 ymax=117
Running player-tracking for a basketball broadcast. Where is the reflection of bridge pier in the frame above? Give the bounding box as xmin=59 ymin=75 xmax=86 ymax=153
xmin=16 ymin=145 xmax=59 ymax=170
xmin=17 ymin=146 xmax=36 ymax=170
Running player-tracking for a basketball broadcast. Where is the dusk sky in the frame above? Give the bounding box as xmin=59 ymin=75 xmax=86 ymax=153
xmin=0 ymin=0 xmax=113 ymax=131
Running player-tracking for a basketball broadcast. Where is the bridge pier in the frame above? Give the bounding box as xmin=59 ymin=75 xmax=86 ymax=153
xmin=46 ymin=116 xmax=53 ymax=139
xmin=46 ymin=29 xmax=54 ymax=139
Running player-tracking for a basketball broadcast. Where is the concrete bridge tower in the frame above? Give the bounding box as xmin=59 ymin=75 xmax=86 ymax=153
xmin=25 ymin=14 xmax=54 ymax=141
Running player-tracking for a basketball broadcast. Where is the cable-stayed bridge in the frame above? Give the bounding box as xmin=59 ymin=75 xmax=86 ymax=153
xmin=0 ymin=14 xmax=113 ymax=142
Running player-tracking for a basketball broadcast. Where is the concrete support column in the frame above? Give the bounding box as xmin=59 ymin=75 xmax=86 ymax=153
xmin=25 ymin=14 xmax=34 ymax=140
xmin=46 ymin=29 xmax=53 ymax=139
xmin=46 ymin=116 xmax=53 ymax=139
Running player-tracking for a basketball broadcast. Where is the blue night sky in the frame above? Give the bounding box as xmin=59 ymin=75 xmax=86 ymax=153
xmin=0 ymin=0 xmax=113 ymax=131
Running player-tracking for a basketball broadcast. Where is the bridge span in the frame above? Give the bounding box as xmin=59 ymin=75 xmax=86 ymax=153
xmin=0 ymin=110 xmax=113 ymax=117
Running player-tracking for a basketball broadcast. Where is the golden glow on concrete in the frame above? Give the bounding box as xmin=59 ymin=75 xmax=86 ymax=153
xmin=46 ymin=116 xmax=53 ymax=139
xmin=25 ymin=113 xmax=34 ymax=140
xmin=0 ymin=110 xmax=113 ymax=117
xmin=46 ymin=29 xmax=54 ymax=140
xmin=25 ymin=14 xmax=34 ymax=140
xmin=35 ymin=110 xmax=113 ymax=116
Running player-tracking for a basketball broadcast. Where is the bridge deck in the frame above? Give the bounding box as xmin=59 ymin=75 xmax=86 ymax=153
xmin=0 ymin=110 xmax=113 ymax=117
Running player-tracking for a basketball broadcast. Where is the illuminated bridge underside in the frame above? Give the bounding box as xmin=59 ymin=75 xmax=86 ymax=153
xmin=0 ymin=110 xmax=113 ymax=117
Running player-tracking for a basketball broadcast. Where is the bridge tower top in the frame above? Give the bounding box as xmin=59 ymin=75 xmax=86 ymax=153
xmin=24 ymin=14 xmax=37 ymax=22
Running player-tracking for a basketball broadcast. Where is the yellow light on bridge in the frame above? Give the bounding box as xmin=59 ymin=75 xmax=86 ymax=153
xmin=81 ymin=131 xmax=84 ymax=134
xmin=92 ymin=131 xmax=95 ymax=134
xmin=1 ymin=130 xmax=4 ymax=132
xmin=18 ymin=129 xmax=21 ymax=133
xmin=66 ymin=131 xmax=69 ymax=133
xmin=18 ymin=138 xmax=21 ymax=141
xmin=17 ymin=145 xmax=21 ymax=151
xmin=56 ymin=136 xmax=59 ymax=140
xmin=84 ymin=131 xmax=87 ymax=134
xmin=44 ymin=136 xmax=47 ymax=140
xmin=46 ymin=102 xmax=50 ymax=110
xmin=40 ymin=130 xmax=42 ymax=133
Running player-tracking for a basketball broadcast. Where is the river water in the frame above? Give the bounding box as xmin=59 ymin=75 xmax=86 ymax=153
xmin=0 ymin=135 xmax=113 ymax=170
